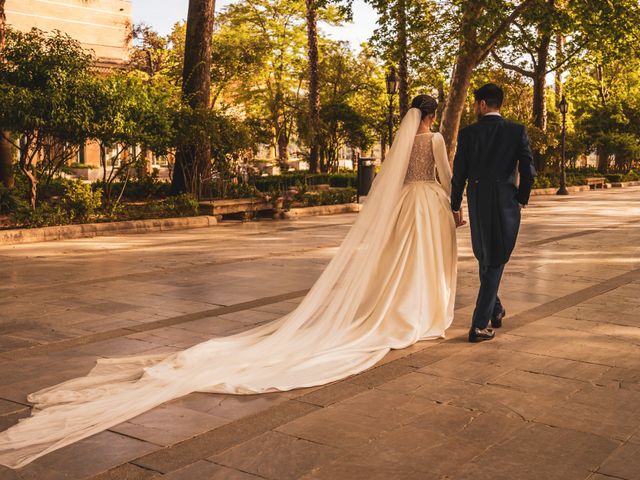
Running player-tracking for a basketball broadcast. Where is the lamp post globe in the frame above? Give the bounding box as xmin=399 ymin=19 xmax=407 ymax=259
xmin=386 ymin=67 xmax=399 ymax=95
xmin=557 ymin=95 xmax=569 ymax=196
xmin=385 ymin=67 xmax=399 ymax=158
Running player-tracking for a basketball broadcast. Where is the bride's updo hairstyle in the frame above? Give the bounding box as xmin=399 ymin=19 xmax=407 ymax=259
xmin=411 ymin=95 xmax=438 ymax=119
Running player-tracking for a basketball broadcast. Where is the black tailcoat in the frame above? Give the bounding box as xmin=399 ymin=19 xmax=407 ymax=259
xmin=451 ymin=115 xmax=535 ymax=266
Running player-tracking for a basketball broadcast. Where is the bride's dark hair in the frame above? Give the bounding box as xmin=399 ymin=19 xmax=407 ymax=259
xmin=411 ymin=95 xmax=438 ymax=119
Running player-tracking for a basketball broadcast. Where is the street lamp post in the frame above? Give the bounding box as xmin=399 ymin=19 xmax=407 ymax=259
xmin=557 ymin=95 xmax=569 ymax=196
xmin=385 ymin=67 xmax=399 ymax=158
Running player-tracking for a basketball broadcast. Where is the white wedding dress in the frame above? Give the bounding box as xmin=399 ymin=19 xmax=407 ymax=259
xmin=0 ymin=108 xmax=457 ymax=468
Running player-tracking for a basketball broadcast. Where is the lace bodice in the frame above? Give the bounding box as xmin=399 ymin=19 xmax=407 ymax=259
xmin=404 ymin=133 xmax=436 ymax=183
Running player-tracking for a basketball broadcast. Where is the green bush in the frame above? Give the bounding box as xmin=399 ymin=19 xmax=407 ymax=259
xmin=298 ymin=188 xmax=356 ymax=207
xmin=164 ymin=193 xmax=199 ymax=217
xmin=253 ymin=172 xmax=357 ymax=192
xmin=0 ymin=185 xmax=24 ymax=215
xmin=67 ymin=163 xmax=97 ymax=169
xmin=605 ymin=173 xmax=624 ymax=182
xmin=12 ymin=202 xmax=70 ymax=228
xmin=62 ymin=181 xmax=102 ymax=222
xmin=205 ymin=181 xmax=259 ymax=199
xmin=107 ymin=194 xmax=199 ymax=221
xmin=38 ymin=177 xmax=68 ymax=200
xmin=92 ymin=175 xmax=172 ymax=201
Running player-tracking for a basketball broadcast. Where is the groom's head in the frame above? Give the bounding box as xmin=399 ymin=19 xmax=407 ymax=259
xmin=473 ymin=83 xmax=504 ymax=119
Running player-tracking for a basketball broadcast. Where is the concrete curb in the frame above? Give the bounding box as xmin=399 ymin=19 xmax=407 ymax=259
xmin=281 ymin=203 xmax=362 ymax=219
xmin=0 ymin=216 xmax=218 ymax=246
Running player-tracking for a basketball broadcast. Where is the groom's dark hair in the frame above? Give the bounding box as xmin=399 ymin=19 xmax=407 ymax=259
xmin=474 ymin=83 xmax=504 ymax=109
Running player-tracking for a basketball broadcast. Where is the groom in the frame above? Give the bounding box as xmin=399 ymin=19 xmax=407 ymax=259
xmin=451 ymin=83 xmax=536 ymax=343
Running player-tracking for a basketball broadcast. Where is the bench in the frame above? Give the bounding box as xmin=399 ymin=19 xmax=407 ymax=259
xmin=585 ymin=177 xmax=606 ymax=189
xmin=199 ymin=197 xmax=283 ymax=221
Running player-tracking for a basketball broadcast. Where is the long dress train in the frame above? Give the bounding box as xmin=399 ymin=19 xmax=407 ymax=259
xmin=0 ymin=109 xmax=457 ymax=468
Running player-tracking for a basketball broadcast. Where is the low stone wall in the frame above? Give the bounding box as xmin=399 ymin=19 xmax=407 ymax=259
xmin=610 ymin=180 xmax=640 ymax=188
xmin=529 ymin=185 xmax=594 ymax=196
xmin=0 ymin=216 xmax=218 ymax=246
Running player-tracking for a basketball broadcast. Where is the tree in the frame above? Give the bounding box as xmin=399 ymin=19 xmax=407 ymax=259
xmin=171 ymin=0 xmax=215 ymax=195
xmin=90 ymin=73 xmax=178 ymax=210
xmin=565 ymin=57 xmax=640 ymax=173
xmin=128 ymin=23 xmax=173 ymax=78
xmin=491 ymin=0 xmax=558 ymax=170
xmin=439 ymin=0 xmax=534 ymax=161
xmin=561 ymin=1 xmax=640 ymax=172
xmin=0 ymin=28 xmax=96 ymax=209
xmin=0 ymin=0 xmax=13 ymax=190
xmin=491 ymin=0 xmax=640 ymax=171
xmin=221 ymin=0 xmax=308 ymax=169
xmin=300 ymin=41 xmax=379 ymax=171
xmin=209 ymin=22 xmax=268 ymax=109
xmin=369 ymin=0 xmax=425 ymax=119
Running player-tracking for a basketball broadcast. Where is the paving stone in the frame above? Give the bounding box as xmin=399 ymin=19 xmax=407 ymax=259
xmin=275 ymin=404 xmax=390 ymax=449
xmin=454 ymin=424 xmax=620 ymax=480
xmin=345 ymin=362 xmax=416 ymax=388
xmin=488 ymin=369 xmax=584 ymax=398
xmin=28 ymin=431 xmax=158 ymax=479
xmin=162 ymin=460 xmax=260 ymax=480
xmin=534 ymin=385 xmax=640 ymax=441
xmin=209 ymin=431 xmax=341 ymax=480
xmin=0 ymin=399 xmax=27 ymax=417
xmin=419 ymin=354 xmax=514 ymax=384
xmin=597 ymin=442 xmax=640 ymax=480
xmin=299 ymin=459 xmax=438 ymax=479
xmin=296 ymin=381 xmax=367 ymax=407
xmin=110 ymin=404 xmax=229 ymax=446
xmin=89 ymin=463 xmax=158 ymax=480
xmin=168 ymin=390 xmax=295 ymax=421
xmin=345 ymin=423 xmax=484 ymax=476
xmin=133 ymin=400 xmax=318 ymax=473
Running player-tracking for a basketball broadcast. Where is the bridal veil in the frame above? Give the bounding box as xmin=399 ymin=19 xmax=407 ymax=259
xmin=0 ymin=109 xmax=431 ymax=468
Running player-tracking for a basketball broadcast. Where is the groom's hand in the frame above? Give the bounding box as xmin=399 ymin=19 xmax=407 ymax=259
xmin=453 ymin=210 xmax=466 ymax=228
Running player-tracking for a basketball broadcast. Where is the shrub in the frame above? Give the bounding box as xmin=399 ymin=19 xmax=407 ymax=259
xmin=253 ymin=172 xmax=357 ymax=192
xmin=298 ymin=188 xmax=356 ymax=207
xmin=12 ymin=202 xmax=70 ymax=228
xmin=164 ymin=193 xmax=199 ymax=217
xmin=67 ymin=163 xmax=97 ymax=169
xmin=92 ymin=175 xmax=172 ymax=201
xmin=62 ymin=181 xmax=102 ymax=222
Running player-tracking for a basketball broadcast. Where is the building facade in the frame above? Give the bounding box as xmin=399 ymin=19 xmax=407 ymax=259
xmin=5 ymin=0 xmax=132 ymax=66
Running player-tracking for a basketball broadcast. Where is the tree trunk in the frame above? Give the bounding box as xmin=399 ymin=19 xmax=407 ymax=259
xmin=439 ymin=55 xmax=477 ymax=163
xmin=396 ymin=0 xmax=409 ymax=117
xmin=305 ymin=0 xmax=320 ymax=174
xmin=277 ymin=132 xmax=289 ymax=170
xmin=0 ymin=0 xmax=13 ymax=190
xmin=597 ymin=145 xmax=608 ymax=173
xmin=0 ymin=134 xmax=12 ymax=190
xmin=171 ymin=0 xmax=215 ymax=196
xmin=532 ymin=31 xmax=551 ymax=171
xmin=439 ymin=2 xmax=482 ymax=163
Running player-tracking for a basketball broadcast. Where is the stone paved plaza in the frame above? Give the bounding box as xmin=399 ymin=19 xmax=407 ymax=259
xmin=1 ymin=187 xmax=640 ymax=480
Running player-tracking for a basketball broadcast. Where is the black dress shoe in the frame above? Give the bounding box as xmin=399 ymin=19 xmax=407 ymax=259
xmin=491 ymin=308 xmax=506 ymax=329
xmin=469 ymin=327 xmax=496 ymax=343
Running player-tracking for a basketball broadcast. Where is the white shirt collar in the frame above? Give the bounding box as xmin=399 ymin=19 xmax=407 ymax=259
xmin=484 ymin=112 xmax=502 ymax=117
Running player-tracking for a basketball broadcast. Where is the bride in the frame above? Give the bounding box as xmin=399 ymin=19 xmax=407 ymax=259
xmin=0 ymin=95 xmax=460 ymax=469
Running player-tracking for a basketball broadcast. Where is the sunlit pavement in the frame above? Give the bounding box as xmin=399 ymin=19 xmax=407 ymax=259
xmin=1 ymin=187 xmax=640 ymax=480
